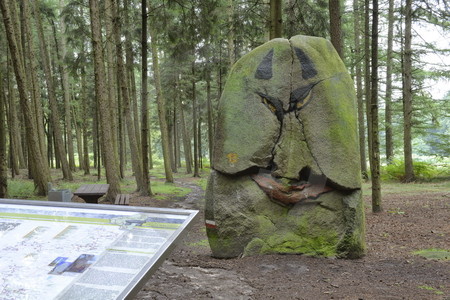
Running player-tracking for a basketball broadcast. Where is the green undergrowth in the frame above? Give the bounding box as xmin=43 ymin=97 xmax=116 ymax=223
xmin=151 ymin=181 xmax=191 ymax=200
xmin=413 ymin=248 xmax=450 ymax=261
xmin=381 ymin=160 xmax=450 ymax=182
xmin=6 ymin=180 xmax=44 ymax=200
xmin=418 ymin=285 xmax=445 ymax=295
xmin=187 ymin=239 xmax=210 ymax=247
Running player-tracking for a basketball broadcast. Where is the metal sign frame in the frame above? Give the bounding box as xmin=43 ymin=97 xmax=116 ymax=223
xmin=0 ymin=198 xmax=199 ymax=299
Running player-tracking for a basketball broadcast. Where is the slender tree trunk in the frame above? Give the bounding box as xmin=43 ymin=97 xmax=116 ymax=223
xmin=269 ymin=0 xmax=282 ymax=39
xmin=329 ymin=0 xmax=343 ymax=58
xmin=149 ymin=24 xmax=173 ymax=183
xmin=104 ymin=0 xmax=120 ymax=170
xmin=31 ymin=0 xmax=72 ymax=181
xmin=73 ymin=106 xmax=85 ymax=171
xmin=1 ymin=0 xmax=51 ymax=195
xmin=168 ymin=114 xmax=177 ymax=173
xmin=0 ymin=71 xmax=7 ymax=197
xmin=170 ymin=106 xmax=178 ymax=173
xmin=21 ymin=1 xmax=46 ymax=165
xmin=118 ymin=88 xmax=126 ymax=178
xmin=227 ymin=0 xmax=235 ymax=68
xmin=353 ymin=0 xmax=367 ymax=178
xmin=89 ymin=0 xmax=121 ymax=200
xmin=110 ymin=0 xmax=146 ymax=192
xmin=180 ymin=99 xmax=193 ymax=174
xmin=149 ymin=121 xmax=153 ymax=169
xmin=364 ymin=0 xmax=372 ymax=169
xmin=54 ymin=2 xmax=76 ymax=171
xmin=6 ymin=58 xmax=21 ymax=175
xmin=192 ymin=63 xmax=200 ymax=177
xmin=124 ymin=0 xmax=141 ymax=151
xmin=206 ymin=70 xmax=214 ymax=166
xmin=285 ymin=0 xmax=295 ymax=37
xmin=385 ymin=0 xmax=395 ymax=164
xmin=80 ymin=67 xmax=90 ymax=175
xmin=370 ymin=0 xmax=382 ymax=212
xmin=140 ymin=0 xmax=152 ymax=196
xmin=198 ymin=116 xmax=203 ymax=169
xmin=403 ymin=0 xmax=415 ymax=182
xmin=174 ymin=107 xmax=181 ymax=168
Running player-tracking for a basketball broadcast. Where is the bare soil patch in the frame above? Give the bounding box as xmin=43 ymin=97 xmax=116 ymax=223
xmin=128 ymin=177 xmax=450 ymax=300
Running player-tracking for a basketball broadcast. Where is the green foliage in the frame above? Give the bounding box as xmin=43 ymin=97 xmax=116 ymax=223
xmin=381 ymin=159 xmax=450 ymax=181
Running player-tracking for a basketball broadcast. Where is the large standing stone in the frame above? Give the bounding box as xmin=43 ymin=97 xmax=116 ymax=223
xmin=205 ymin=35 xmax=365 ymax=258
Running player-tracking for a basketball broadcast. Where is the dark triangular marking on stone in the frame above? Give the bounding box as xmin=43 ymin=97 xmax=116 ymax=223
xmin=294 ymin=47 xmax=318 ymax=80
xmin=255 ymin=49 xmax=274 ymax=80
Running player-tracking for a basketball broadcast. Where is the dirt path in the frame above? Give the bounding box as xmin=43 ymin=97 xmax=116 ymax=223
xmin=134 ymin=179 xmax=449 ymax=299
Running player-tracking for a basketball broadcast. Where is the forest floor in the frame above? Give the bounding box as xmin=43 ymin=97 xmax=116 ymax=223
xmin=11 ymin=169 xmax=449 ymax=299
xmin=126 ymin=174 xmax=450 ymax=300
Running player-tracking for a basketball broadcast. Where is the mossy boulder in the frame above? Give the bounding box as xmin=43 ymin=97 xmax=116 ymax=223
xmin=206 ymin=35 xmax=365 ymax=258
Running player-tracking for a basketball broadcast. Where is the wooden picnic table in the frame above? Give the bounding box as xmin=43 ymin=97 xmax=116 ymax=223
xmin=73 ymin=184 xmax=109 ymax=204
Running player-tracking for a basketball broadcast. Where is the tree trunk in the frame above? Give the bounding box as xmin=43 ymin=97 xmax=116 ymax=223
xmin=73 ymin=106 xmax=84 ymax=172
xmin=329 ymin=0 xmax=343 ymax=58
xmin=56 ymin=2 xmax=76 ymax=171
xmin=385 ymin=0 xmax=395 ymax=164
xmin=140 ymin=0 xmax=152 ymax=196
xmin=364 ymin=0 xmax=372 ymax=169
xmin=206 ymin=71 xmax=214 ymax=166
xmin=269 ymin=0 xmax=282 ymax=39
xmin=89 ymin=0 xmax=121 ymax=200
xmin=1 ymin=0 xmax=51 ymax=195
xmin=110 ymin=0 xmax=146 ymax=193
xmin=198 ymin=116 xmax=203 ymax=169
xmin=180 ymin=99 xmax=193 ymax=174
xmin=124 ymin=0 xmax=141 ymax=151
xmin=149 ymin=24 xmax=174 ymax=183
xmin=171 ymin=106 xmax=178 ymax=173
xmin=227 ymin=0 xmax=235 ymax=68
xmin=0 ymin=71 xmax=7 ymax=198
xmin=21 ymin=0 xmax=46 ymax=166
xmin=31 ymin=0 xmax=73 ymax=181
xmin=403 ymin=0 xmax=415 ymax=182
xmin=192 ymin=63 xmax=200 ymax=177
xmin=80 ymin=67 xmax=90 ymax=175
xmin=6 ymin=58 xmax=21 ymax=175
xmin=285 ymin=0 xmax=295 ymax=38
xmin=353 ymin=0 xmax=367 ymax=178
xmin=104 ymin=0 xmax=120 ymax=170
xmin=370 ymin=0 xmax=382 ymax=212
xmin=175 ymin=108 xmax=181 ymax=168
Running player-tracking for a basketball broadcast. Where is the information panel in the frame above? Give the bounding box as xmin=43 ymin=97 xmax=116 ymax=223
xmin=0 ymin=199 xmax=198 ymax=300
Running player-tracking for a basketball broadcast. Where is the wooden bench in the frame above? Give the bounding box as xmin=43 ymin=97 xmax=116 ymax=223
xmin=115 ymin=194 xmax=130 ymax=205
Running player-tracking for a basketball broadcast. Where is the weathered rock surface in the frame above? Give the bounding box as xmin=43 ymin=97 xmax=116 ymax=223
xmin=206 ymin=35 xmax=365 ymax=258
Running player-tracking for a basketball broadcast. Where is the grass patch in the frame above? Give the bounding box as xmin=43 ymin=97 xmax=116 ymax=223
xmin=151 ymin=181 xmax=191 ymax=197
xmin=387 ymin=208 xmax=405 ymax=215
xmin=413 ymin=248 xmax=450 ymax=261
xmin=362 ymin=180 xmax=450 ymax=197
xmin=187 ymin=239 xmax=210 ymax=247
xmin=196 ymin=177 xmax=208 ymax=191
xmin=7 ymin=180 xmax=45 ymax=200
xmin=418 ymin=285 xmax=445 ymax=295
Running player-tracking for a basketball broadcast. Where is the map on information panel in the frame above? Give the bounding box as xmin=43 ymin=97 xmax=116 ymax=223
xmin=0 ymin=199 xmax=198 ymax=300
